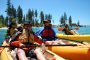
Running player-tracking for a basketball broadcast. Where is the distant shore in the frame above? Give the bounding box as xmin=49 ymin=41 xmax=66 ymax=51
xmin=0 ymin=27 xmax=8 ymax=29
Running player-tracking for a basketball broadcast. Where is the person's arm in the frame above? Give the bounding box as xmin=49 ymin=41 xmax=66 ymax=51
xmin=52 ymin=29 xmax=57 ymax=40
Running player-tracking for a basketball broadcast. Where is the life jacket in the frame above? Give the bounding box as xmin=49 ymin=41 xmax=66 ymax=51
xmin=41 ymin=28 xmax=55 ymax=37
xmin=16 ymin=29 xmax=35 ymax=44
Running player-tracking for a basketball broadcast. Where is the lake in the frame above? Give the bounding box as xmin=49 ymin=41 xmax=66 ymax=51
xmin=0 ymin=26 xmax=90 ymax=45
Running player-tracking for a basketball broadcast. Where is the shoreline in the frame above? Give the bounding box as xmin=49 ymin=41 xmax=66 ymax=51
xmin=0 ymin=27 xmax=8 ymax=29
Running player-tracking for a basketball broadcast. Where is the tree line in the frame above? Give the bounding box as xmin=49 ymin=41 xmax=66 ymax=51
xmin=0 ymin=0 xmax=80 ymax=28
xmin=60 ymin=12 xmax=80 ymax=27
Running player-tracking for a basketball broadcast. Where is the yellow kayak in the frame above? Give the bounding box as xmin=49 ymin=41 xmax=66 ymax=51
xmin=56 ymin=34 xmax=90 ymax=41
xmin=0 ymin=48 xmax=13 ymax=60
xmin=48 ymin=45 xmax=90 ymax=60
xmin=0 ymin=41 xmax=65 ymax=60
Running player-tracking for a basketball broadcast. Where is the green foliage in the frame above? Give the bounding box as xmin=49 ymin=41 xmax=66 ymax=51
xmin=0 ymin=15 xmax=5 ymax=27
xmin=40 ymin=11 xmax=44 ymax=26
xmin=77 ymin=20 xmax=80 ymax=26
xmin=69 ymin=16 xmax=72 ymax=27
xmin=11 ymin=5 xmax=16 ymax=18
xmin=0 ymin=0 xmax=79 ymax=27
xmin=17 ymin=5 xmax=23 ymax=24
xmin=35 ymin=10 xmax=37 ymax=18
xmin=27 ymin=9 xmax=32 ymax=21
xmin=23 ymin=15 xmax=26 ymax=22
xmin=60 ymin=15 xmax=65 ymax=25
xmin=64 ymin=12 xmax=67 ymax=20
xmin=5 ymin=16 xmax=8 ymax=26
xmin=45 ymin=14 xmax=52 ymax=20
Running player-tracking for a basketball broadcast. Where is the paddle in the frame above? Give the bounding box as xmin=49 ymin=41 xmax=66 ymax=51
xmin=58 ymin=27 xmax=79 ymax=31
xmin=0 ymin=44 xmax=77 ymax=48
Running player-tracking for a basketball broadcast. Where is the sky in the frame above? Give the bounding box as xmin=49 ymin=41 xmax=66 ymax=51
xmin=0 ymin=0 xmax=90 ymax=25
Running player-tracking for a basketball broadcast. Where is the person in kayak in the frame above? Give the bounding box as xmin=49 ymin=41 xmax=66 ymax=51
xmin=10 ymin=21 xmax=46 ymax=60
xmin=39 ymin=19 xmax=56 ymax=42
xmin=62 ymin=24 xmax=78 ymax=35
xmin=6 ymin=22 xmax=18 ymax=37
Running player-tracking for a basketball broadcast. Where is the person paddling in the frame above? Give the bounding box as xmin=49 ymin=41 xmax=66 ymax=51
xmin=39 ymin=19 xmax=56 ymax=42
xmin=62 ymin=24 xmax=79 ymax=35
xmin=6 ymin=22 xmax=17 ymax=37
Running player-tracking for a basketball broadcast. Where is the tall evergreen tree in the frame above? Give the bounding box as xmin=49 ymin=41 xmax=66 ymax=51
xmin=27 ymin=9 xmax=32 ymax=21
xmin=17 ymin=5 xmax=23 ymax=24
xmin=35 ymin=10 xmax=37 ymax=18
xmin=60 ymin=15 xmax=64 ymax=25
xmin=23 ymin=15 xmax=26 ymax=22
xmin=11 ymin=5 xmax=16 ymax=18
xmin=45 ymin=14 xmax=48 ymax=20
xmin=32 ymin=9 xmax=34 ymax=18
xmin=5 ymin=16 xmax=8 ymax=26
xmin=0 ymin=15 xmax=5 ymax=27
xmin=69 ymin=16 xmax=72 ymax=27
xmin=6 ymin=0 xmax=12 ymax=22
xmin=45 ymin=14 xmax=52 ymax=23
xmin=0 ymin=16 xmax=2 ymax=27
xmin=40 ymin=11 xmax=44 ymax=26
xmin=63 ymin=12 xmax=67 ymax=25
xmin=32 ymin=9 xmax=35 ymax=25
xmin=34 ymin=10 xmax=38 ymax=26
xmin=77 ymin=20 xmax=80 ymax=26
xmin=48 ymin=14 xmax=52 ymax=20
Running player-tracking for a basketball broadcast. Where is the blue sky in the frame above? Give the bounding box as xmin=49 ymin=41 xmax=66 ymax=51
xmin=0 ymin=0 xmax=90 ymax=25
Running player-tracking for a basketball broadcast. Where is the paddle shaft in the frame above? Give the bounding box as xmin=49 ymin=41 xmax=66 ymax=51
xmin=0 ymin=44 xmax=77 ymax=48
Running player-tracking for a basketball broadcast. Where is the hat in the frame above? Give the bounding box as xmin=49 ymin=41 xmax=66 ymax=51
xmin=43 ymin=20 xmax=49 ymax=24
xmin=9 ymin=22 xmax=17 ymax=28
xmin=23 ymin=21 xmax=32 ymax=25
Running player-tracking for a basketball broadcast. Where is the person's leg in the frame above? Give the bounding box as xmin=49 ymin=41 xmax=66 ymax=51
xmin=34 ymin=47 xmax=46 ymax=60
xmin=45 ymin=40 xmax=66 ymax=45
xmin=17 ymin=48 xmax=28 ymax=60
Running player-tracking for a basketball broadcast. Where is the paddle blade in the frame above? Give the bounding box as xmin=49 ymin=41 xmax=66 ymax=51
xmin=76 ymin=27 xmax=79 ymax=30
xmin=58 ymin=27 xmax=63 ymax=31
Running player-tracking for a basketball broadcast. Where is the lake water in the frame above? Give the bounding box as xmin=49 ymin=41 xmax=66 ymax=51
xmin=0 ymin=26 xmax=90 ymax=45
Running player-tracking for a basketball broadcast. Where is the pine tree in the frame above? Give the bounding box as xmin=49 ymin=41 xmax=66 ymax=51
xmin=17 ymin=5 xmax=23 ymax=24
xmin=6 ymin=0 xmax=12 ymax=22
xmin=35 ymin=10 xmax=37 ymax=18
xmin=5 ymin=16 xmax=9 ymax=26
xmin=34 ymin=10 xmax=38 ymax=26
xmin=32 ymin=9 xmax=35 ymax=26
xmin=45 ymin=14 xmax=48 ymax=20
xmin=23 ymin=15 xmax=26 ymax=22
xmin=0 ymin=15 xmax=5 ymax=27
xmin=11 ymin=5 xmax=16 ymax=18
xmin=69 ymin=16 xmax=72 ymax=27
xmin=40 ymin=11 xmax=44 ymax=26
xmin=27 ymin=9 xmax=32 ymax=21
xmin=77 ymin=20 xmax=80 ymax=26
xmin=60 ymin=15 xmax=64 ymax=25
xmin=63 ymin=12 xmax=67 ymax=25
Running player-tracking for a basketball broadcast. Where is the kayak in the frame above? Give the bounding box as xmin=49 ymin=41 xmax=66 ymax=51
xmin=35 ymin=36 xmax=90 ymax=60
xmin=0 ymin=41 xmax=65 ymax=60
xmin=56 ymin=34 xmax=90 ymax=41
xmin=0 ymin=48 xmax=65 ymax=60
xmin=48 ymin=46 xmax=90 ymax=60
xmin=0 ymin=48 xmax=13 ymax=60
